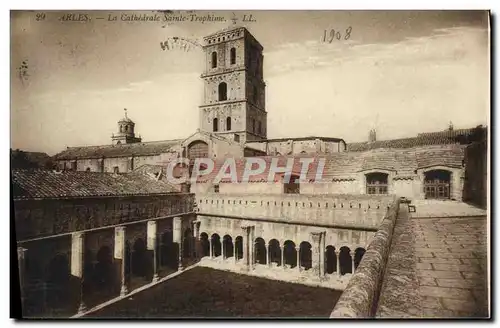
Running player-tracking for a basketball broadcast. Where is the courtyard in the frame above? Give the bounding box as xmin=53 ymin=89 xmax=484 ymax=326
xmin=84 ymin=267 xmax=342 ymax=318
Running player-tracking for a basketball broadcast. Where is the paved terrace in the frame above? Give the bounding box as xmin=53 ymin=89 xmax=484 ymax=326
xmin=331 ymin=200 xmax=488 ymax=319
xmin=379 ymin=201 xmax=488 ymax=318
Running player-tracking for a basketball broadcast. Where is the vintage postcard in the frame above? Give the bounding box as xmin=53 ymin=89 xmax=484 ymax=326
xmin=11 ymin=10 xmax=490 ymax=319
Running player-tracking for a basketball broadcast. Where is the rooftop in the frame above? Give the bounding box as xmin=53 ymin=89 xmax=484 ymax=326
xmin=54 ymin=139 xmax=182 ymax=160
xmin=347 ymin=126 xmax=485 ymax=152
xmin=12 ymin=169 xmax=180 ymax=200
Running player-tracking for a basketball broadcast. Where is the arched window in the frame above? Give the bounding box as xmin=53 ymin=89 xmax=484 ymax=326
xmin=226 ymin=117 xmax=232 ymax=131
xmin=213 ymin=118 xmax=219 ymax=132
xmin=218 ymin=82 xmax=227 ymax=101
xmin=366 ymin=172 xmax=389 ymax=194
xmin=253 ymin=85 xmax=258 ymax=104
xmin=424 ymin=170 xmax=451 ymax=199
xmin=230 ymin=47 xmax=236 ymax=65
xmin=211 ymin=51 xmax=217 ymax=68
xmin=251 ymin=118 xmax=256 ymax=132
xmin=257 ymin=121 xmax=262 ymax=134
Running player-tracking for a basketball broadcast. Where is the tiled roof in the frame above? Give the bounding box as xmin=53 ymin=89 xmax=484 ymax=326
xmin=12 ymin=170 xmax=180 ymax=200
xmin=347 ymin=137 xmax=457 ymax=152
xmin=347 ymin=127 xmax=485 ymax=152
xmin=415 ymin=147 xmax=465 ymax=169
xmin=54 ymin=139 xmax=182 ymax=160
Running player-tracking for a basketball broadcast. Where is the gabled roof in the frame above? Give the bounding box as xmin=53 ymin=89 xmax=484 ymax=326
xmin=12 ymin=169 xmax=180 ymax=200
xmin=54 ymin=139 xmax=182 ymax=160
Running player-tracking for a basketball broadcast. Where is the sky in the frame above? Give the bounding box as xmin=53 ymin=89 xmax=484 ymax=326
xmin=10 ymin=10 xmax=490 ymax=155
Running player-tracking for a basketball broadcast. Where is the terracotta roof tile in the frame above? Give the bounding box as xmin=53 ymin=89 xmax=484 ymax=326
xmin=12 ymin=169 xmax=180 ymax=200
xmin=54 ymin=139 xmax=182 ymax=160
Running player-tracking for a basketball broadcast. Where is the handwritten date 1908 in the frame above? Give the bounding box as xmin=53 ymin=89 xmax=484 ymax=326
xmin=322 ymin=26 xmax=352 ymax=43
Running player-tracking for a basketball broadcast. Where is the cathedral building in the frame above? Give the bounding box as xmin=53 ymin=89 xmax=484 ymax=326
xmin=53 ymin=25 xmax=483 ymax=201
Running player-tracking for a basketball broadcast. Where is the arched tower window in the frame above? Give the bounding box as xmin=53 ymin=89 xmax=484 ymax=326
xmin=230 ymin=47 xmax=236 ymax=65
xmin=226 ymin=117 xmax=232 ymax=131
xmin=366 ymin=172 xmax=389 ymax=195
xmin=213 ymin=118 xmax=219 ymax=132
xmin=218 ymin=82 xmax=227 ymax=101
xmin=211 ymin=52 xmax=217 ymax=68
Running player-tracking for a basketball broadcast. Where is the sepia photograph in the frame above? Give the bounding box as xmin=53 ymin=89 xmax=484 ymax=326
xmin=10 ymin=9 xmax=490 ymax=319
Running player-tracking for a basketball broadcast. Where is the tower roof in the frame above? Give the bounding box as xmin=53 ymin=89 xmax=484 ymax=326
xmin=118 ymin=108 xmax=134 ymax=123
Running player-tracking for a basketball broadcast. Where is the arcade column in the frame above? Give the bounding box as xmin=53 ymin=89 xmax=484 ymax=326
xmin=350 ymin=250 xmax=355 ymax=274
xmin=335 ymin=249 xmax=341 ymax=277
xmin=147 ymin=221 xmax=159 ymax=282
xmin=71 ymin=231 xmax=86 ymax=313
xmin=241 ymin=226 xmax=250 ymax=268
xmin=311 ymin=231 xmax=326 ymax=278
xmin=173 ymin=216 xmax=183 ymax=271
xmin=114 ymin=226 xmax=128 ymax=296
xmin=17 ymin=247 xmax=27 ymax=315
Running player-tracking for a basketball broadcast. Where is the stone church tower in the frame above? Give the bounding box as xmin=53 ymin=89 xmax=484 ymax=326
xmin=199 ymin=26 xmax=267 ymax=144
xmin=111 ymin=108 xmax=142 ymax=145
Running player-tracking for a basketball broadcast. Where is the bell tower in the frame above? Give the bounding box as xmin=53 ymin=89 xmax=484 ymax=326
xmin=199 ymin=26 xmax=267 ymax=143
xmin=111 ymin=108 xmax=142 ymax=145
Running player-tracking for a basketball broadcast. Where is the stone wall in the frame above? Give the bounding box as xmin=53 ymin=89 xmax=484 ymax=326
xmin=196 ymin=193 xmax=395 ymax=230
xmin=14 ymin=193 xmax=195 ymax=241
xmin=330 ymin=199 xmax=400 ymax=318
xmin=463 ymin=140 xmax=487 ymax=208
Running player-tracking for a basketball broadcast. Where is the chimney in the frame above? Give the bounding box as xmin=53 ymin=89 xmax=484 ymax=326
xmin=368 ymin=129 xmax=377 ymax=143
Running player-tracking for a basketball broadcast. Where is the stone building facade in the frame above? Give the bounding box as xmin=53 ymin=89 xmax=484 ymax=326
xmin=52 ymin=25 xmax=484 ymax=203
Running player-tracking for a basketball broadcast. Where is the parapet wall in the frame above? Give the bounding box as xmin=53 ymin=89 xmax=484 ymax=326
xmin=330 ymin=198 xmax=400 ymax=318
xmin=196 ymin=193 xmax=396 ymax=229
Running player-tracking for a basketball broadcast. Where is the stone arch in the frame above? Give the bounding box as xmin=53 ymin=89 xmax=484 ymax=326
xmin=160 ymin=230 xmax=177 ymax=269
xmin=254 ymin=237 xmax=266 ymax=265
xmin=211 ymin=234 xmax=222 ymax=258
xmin=218 ymin=82 xmax=227 ymax=101
xmin=283 ymin=240 xmax=297 ymax=268
xmin=183 ymin=228 xmax=194 ymax=258
xmin=299 ymin=241 xmax=312 ymax=270
xmin=187 ymin=140 xmax=209 ymax=160
xmin=354 ymin=247 xmax=366 ymax=270
xmin=325 ymin=245 xmax=337 ymax=274
xmin=132 ymin=238 xmax=147 ymax=277
xmin=339 ymin=246 xmax=352 ymax=275
xmin=223 ymin=235 xmax=234 ymax=259
xmin=268 ymin=239 xmax=281 ymax=266
xmin=94 ymin=246 xmax=113 ymax=289
xmin=45 ymin=253 xmax=70 ymax=308
xmin=199 ymin=232 xmax=210 ymax=258
xmin=235 ymin=236 xmax=243 ymax=261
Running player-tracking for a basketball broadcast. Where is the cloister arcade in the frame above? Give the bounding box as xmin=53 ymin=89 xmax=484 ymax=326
xmin=197 ymin=232 xmax=366 ymax=277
